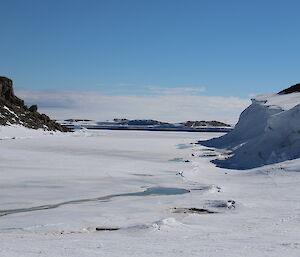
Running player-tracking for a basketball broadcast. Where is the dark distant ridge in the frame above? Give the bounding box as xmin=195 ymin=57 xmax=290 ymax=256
xmin=61 ymin=118 xmax=232 ymax=132
xmin=181 ymin=120 xmax=231 ymax=128
xmin=278 ymin=83 xmax=300 ymax=95
xmin=63 ymin=118 xmax=231 ymax=128
xmin=64 ymin=119 xmax=93 ymax=122
xmin=0 ymin=76 xmax=70 ymax=132
xmin=113 ymin=118 xmax=170 ymax=126
xmin=110 ymin=118 xmax=231 ymax=127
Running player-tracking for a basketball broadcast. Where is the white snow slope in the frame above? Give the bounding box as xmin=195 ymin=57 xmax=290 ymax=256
xmin=201 ymin=91 xmax=300 ymax=169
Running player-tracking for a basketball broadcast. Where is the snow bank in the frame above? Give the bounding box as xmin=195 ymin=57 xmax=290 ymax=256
xmin=201 ymin=91 xmax=300 ymax=169
xmin=0 ymin=125 xmax=58 ymax=140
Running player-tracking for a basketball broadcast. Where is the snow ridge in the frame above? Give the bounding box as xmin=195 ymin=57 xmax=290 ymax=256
xmin=201 ymin=91 xmax=300 ymax=169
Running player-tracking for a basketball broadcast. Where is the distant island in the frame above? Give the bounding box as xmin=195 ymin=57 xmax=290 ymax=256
xmin=59 ymin=118 xmax=233 ymax=132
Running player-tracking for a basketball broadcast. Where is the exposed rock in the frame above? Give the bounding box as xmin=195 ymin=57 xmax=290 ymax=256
xmin=113 ymin=118 xmax=170 ymax=126
xmin=182 ymin=120 xmax=231 ymax=127
xmin=278 ymin=83 xmax=300 ymax=95
xmin=29 ymin=104 xmax=38 ymax=112
xmin=64 ymin=119 xmax=93 ymax=122
xmin=113 ymin=118 xmax=130 ymax=124
xmin=0 ymin=76 xmax=70 ymax=132
xmin=172 ymin=207 xmax=216 ymax=214
xmin=0 ymin=76 xmax=24 ymax=106
xmin=95 ymin=227 xmax=120 ymax=231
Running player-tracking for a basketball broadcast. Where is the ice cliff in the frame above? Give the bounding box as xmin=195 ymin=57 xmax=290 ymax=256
xmin=201 ymin=84 xmax=300 ymax=169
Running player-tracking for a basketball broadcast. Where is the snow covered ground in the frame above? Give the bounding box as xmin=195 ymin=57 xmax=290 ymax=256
xmin=0 ymin=127 xmax=300 ymax=256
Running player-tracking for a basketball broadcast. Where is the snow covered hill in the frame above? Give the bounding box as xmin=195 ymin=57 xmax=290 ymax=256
xmin=201 ymin=84 xmax=300 ymax=169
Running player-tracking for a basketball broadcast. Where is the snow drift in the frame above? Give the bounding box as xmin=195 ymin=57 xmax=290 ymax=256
xmin=201 ymin=85 xmax=300 ymax=169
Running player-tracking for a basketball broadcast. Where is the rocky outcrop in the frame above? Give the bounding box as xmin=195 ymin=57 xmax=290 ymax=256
xmin=182 ymin=120 xmax=231 ymax=128
xmin=113 ymin=118 xmax=170 ymax=126
xmin=0 ymin=76 xmax=70 ymax=132
xmin=0 ymin=77 xmax=24 ymax=106
xmin=278 ymin=83 xmax=300 ymax=94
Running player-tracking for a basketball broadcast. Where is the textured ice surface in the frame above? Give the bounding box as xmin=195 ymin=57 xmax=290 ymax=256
xmin=0 ymin=128 xmax=300 ymax=257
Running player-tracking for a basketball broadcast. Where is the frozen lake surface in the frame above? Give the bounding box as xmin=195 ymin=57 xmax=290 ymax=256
xmin=0 ymin=128 xmax=300 ymax=256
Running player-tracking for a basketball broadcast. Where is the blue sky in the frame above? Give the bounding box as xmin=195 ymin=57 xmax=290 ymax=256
xmin=1 ymin=0 xmax=299 ymax=121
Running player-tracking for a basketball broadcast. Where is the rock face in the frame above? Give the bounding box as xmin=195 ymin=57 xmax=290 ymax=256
xmin=0 ymin=77 xmax=24 ymax=106
xmin=278 ymin=83 xmax=300 ymax=95
xmin=0 ymin=76 xmax=70 ymax=132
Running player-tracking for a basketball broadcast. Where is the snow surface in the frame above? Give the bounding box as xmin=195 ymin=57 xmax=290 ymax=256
xmin=201 ymin=92 xmax=300 ymax=169
xmin=0 ymin=127 xmax=300 ymax=256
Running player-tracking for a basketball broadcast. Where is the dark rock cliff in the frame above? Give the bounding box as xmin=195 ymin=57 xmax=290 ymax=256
xmin=0 ymin=76 xmax=70 ymax=132
xmin=278 ymin=83 xmax=300 ymax=95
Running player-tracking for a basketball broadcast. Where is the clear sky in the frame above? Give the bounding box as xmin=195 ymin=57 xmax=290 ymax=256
xmin=1 ymin=0 xmax=299 ymax=122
